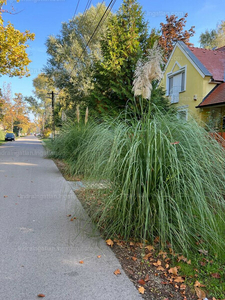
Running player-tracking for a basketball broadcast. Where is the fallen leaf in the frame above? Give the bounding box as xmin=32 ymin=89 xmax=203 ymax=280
xmin=114 ymin=269 xmax=121 ymax=276
xmin=37 ymin=294 xmax=45 ymax=298
xmin=194 ymin=281 xmax=206 ymax=287
xmin=132 ymin=256 xmax=137 ymax=261
xmin=145 ymin=245 xmax=154 ymax=251
xmin=153 ymin=260 xmax=161 ymax=267
xmin=195 ymin=287 xmax=206 ymax=299
xmin=97 ymin=255 xmax=101 ymax=258
xmin=174 ymin=276 xmax=185 ymax=283
xmin=180 ymin=284 xmax=186 ymax=290
xmin=136 ymin=242 xmax=143 ymax=248
xmin=187 ymin=259 xmax=191 ymax=265
xmin=138 ymin=286 xmax=145 ymax=294
xmin=144 ymin=274 xmax=150 ymax=282
xmin=165 ymin=264 xmax=170 ymax=268
xmin=138 ymin=279 xmax=146 ymax=285
xmin=130 ymin=242 xmax=135 ymax=246
xmin=79 ymin=260 xmax=84 ymax=264
xmin=158 ymin=251 xmax=167 ymax=256
xmin=211 ymin=273 xmax=221 ymax=279
xmin=161 ymin=281 xmax=169 ymax=285
xmin=154 ymin=236 xmax=160 ymax=243
xmin=106 ymin=239 xmax=114 ymax=247
xmin=143 ymin=253 xmax=152 ymax=260
xmin=198 ymin=249 xmax=208 ymax=255
xmin=169 ymin=248 xmax=176 ymax=256
xmin=157 ymin=266 xmax=165 ymax=271
xmin=168 ymin=267 xmax=178 ymax=276
xmin=178 ymin=255 xmax=187 ymax=262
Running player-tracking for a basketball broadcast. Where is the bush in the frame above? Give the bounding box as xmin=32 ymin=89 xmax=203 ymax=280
xmin=0 ymin=130 xmax=5 ymax=140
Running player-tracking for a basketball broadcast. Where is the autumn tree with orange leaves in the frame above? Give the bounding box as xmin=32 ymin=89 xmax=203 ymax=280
xmin=0 ymin=0 xmax=35 ymax=77
xmin=1 ymin=84 xmax=30 ymax=134
xmin=159 ymin=13 xmax=195 ymax=62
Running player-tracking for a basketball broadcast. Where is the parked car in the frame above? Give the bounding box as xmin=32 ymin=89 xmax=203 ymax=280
xmin=5 ymin=133 xmax=15 ymax=141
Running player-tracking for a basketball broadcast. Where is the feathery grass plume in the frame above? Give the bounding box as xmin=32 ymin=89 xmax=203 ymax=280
xmin=76 ymin=105 xmax=80 ymax=124
xmin=85 ymin=107 xmax=89 ymax=125
xmin=133 ymin=42 xmax=164 ymax=100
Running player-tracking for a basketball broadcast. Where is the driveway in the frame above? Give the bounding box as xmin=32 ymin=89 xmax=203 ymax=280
xmin=0 ymin=136 xmax=141 ymax=300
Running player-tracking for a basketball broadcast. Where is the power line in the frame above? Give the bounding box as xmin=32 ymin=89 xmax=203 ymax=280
xmin=73 ymin=0 xmax=80 ymax=19
xmin=68 ymin=0 xmax=117 ymax=78
xmin=88 ymin=0 xmax=105 ymax=29
xmin=83 ymin=0 xmax=92 ymax=15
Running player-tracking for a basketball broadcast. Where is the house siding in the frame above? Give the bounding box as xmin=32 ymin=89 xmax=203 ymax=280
xmin=161 ymin=46 xmax=217 ymax=121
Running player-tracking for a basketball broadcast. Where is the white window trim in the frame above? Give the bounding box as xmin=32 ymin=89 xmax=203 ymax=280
xmin=166 ymin=64 xmax=187 ymax=97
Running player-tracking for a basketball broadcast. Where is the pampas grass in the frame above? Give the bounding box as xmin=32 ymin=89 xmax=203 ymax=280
xmin=133 ymin=43 xmax=164 ymax=99
xmin=73 ymin=111 xmax=225 ymax=256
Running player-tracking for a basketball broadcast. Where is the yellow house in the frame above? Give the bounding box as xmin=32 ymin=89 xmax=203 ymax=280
xmin=161 ymin=41 xmax=225 ymax=128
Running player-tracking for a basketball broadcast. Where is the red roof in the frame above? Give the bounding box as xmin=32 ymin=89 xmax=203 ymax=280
xmin=197 ymin=83 xmax=225 ymax=107
xmin=216 ymin=46 xmax=225 ymax=52
xmin=188 ymin=46 xmax=225 ymax=81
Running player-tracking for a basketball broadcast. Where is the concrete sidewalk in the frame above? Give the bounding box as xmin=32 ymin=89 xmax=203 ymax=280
xmin=0 ymin=136 xmax=141 ymax=300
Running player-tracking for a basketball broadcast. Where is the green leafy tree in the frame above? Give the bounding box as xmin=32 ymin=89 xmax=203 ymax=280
xmin=44 ymin=3 xmax=111 ymax=116
xmin=199 ymin=21 xmax=225 ymax=49
xmin=25 ymin=73 xmax=56 ymax=132
xmin=89 ymin=0 xmax=149 ymax=114
xmin=199 ymin=29 xmax=218 ymax=49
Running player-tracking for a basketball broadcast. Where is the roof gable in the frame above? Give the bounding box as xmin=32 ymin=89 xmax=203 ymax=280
xmin=164 ymin=41 xmax=212 ymax=78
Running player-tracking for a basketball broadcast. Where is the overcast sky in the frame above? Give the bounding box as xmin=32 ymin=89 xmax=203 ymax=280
xmin=1 ymin=0 xmax=224 ymax=101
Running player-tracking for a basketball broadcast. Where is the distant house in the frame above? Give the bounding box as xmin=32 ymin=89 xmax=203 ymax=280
xmin=161 ymin=41 xmax=225 ymax=128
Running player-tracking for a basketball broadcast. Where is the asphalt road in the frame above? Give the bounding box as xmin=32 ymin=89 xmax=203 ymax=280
xmin=0 ymin=136 xmax=141 ymax=300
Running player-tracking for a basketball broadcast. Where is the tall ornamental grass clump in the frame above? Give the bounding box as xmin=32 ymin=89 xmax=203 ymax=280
xmin=47 ymin=120 xmax=90 ymax=162
xmin=74 ymin=112 xmax=225 ymax=255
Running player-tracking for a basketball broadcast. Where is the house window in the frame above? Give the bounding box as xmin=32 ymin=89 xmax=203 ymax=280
xmin=223 ymin=116 xmax=225 ymax=130
xmin=177 ymin=109 xmax=188 ymax=121
xmin=167 ymin=67 xmax=186 ymax=104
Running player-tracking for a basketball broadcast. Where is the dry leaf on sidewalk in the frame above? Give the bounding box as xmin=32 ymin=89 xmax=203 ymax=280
xmin=114 ymin=269 xmax=121 ymax=275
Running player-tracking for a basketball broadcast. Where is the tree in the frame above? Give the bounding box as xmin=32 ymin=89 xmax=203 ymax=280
xmin=0 ymin=84 xmax=30 ymax=133
xmin=199 ymin=21 xmax=225 ymax=49
xmin=89 ymin=0 xmax=149 ymax=114
xmin=216 ymin=21 xmax=225 ymax=48
xmin=159 ymin=13 xmax=195 ymax=62
xmin=12 ymin=93 xmax=30 ymax=135
xmin=199 ymin=29 xmax=217 ymax=49
xmin=0 ymin=0 xmax=35 ymax=77
xmin=25 ymin=73 xmax=56 ymax=132
xmin=44 ymin=3 xmax=111 ymax=116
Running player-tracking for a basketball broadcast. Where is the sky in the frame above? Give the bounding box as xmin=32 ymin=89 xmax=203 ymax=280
xmin=1 ymin=0 xmax=225 ymax=101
